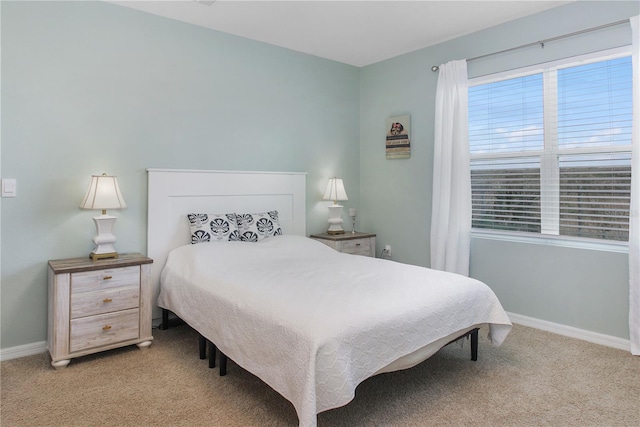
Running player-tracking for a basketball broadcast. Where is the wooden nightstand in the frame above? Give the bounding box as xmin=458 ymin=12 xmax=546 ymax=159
xmin=47 ymin=253 xmax=154 ymax=369
xmin=310 ymin=232 xmax=376 ymax=257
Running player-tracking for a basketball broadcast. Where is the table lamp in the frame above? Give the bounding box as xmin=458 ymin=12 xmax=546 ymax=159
xmin=322 ymin=177 xmax=348 ymax=235
xmin=80 ymin=173 xmax=127 ymax=260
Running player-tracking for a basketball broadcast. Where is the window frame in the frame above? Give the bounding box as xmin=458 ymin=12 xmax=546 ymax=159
xmin=468 ymin=46 xmax=632 ymax=253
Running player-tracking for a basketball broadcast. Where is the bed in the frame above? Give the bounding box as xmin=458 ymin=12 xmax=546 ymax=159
xmin=147 ymin=168 xmax=512 ymax=427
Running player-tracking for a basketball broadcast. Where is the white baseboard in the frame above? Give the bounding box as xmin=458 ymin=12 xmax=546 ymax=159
xmin=0 ymin=340 xmax=47 ymax=362
xmin=0 ymin=314 xmax=631 ymax=361
xmin=507 ymin=312 xmax=630 ymax=352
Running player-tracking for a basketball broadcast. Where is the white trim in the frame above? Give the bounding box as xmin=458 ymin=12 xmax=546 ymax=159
xmin=541 ymin=68 xmax=560 ymax=236
xmin=146 ymin=168 xmax=307 ymax=176
xmin=0 ymin=341 xmax=47 ymax=361
xmin=508 ymin=312 xmax=630 ymax=351
xmin=472 ymin=229 xmax=629 ymax=253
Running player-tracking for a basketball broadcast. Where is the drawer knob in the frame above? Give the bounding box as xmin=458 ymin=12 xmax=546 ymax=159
xmin=103 ymin=298 xmax=113 ymax=303
xmin=103 ymin=275 xmax=113 ymax=280
xmin=102 ymin=325 xmax=112 ymax=331
xmin=355 ymin=243 xmax=361 ymax=246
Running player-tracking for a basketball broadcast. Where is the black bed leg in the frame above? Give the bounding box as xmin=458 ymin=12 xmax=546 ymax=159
xmin=199 ymin=334 xmax=207 ymax=360
xmin=219 ymin=352 xmax=227 ymax=376
xmin=470 ymin=328 xmax=479 ymax=361
xmin=208 ymin=340 xmax=217 ymax=368
xmin=159 ymin=309 xmax=169 ymax=330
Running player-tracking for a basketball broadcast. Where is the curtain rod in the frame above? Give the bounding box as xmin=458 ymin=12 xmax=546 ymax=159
xmin=430 ymin=18 xmax=630 ymax=72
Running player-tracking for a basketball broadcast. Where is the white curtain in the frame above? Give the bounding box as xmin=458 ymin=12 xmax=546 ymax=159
xmin=430 ymin=60 xmax=471 ymax=276
xmin=629 ymin=15 xmax=639 ymax=356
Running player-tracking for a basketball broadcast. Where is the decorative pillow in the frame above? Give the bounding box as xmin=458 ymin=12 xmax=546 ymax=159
xmin=236 ymin=210 xmax=283 ymax=242
xmin=187 ymin=213 xmax=240 ymax=244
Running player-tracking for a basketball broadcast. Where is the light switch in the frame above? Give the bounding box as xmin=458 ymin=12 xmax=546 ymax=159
xmin=2 ymin=179 xmax=16 ymax=197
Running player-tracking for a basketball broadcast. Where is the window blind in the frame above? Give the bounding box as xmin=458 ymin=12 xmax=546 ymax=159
xmin=469 ymin=73 xmax=544 ymax=154
xmin=468 ymin=50 xmax=632 ymax=242
xmin=557 ymin=57 xmax=633 ymax=150
xmin=471 ymin=157 xmax=541 ymax=233
xmin=558 ymin=153 xmax=631 ymax=241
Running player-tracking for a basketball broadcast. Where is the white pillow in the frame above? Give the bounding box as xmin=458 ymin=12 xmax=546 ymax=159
xmin=236 ymin=211 xmax=283 ymax=242
xmin=187 ymin=213 xmax=240 ymax=244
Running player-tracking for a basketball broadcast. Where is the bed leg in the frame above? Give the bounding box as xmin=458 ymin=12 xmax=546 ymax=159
xmin=159 ymin=309 xmax=170 ymax=330
xmin=470 ymin=328 xmax=479 ymax=361
xmin=219 ymin=352 xmax=227 ymax=376
xmin=199 ymin=334 xmax=207 ymax=360
xmin=208 ymin=340 xmax=217 ymax=368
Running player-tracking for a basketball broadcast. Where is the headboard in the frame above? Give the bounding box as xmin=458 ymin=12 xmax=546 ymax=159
xmin=146 ymin=168 xmax=307 ymax=317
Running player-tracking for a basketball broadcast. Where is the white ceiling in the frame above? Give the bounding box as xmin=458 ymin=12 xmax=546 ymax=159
xmin=108 ymin=0 xmax=571 ymax=67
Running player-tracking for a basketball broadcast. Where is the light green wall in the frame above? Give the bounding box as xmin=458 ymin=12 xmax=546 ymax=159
xmin=0 ymin=1 xmax=360 ymax=349
xmin=360 ymin=1 xmax=638 ymax=339
xmin=2 ymin=0 xmax=638 ymax=351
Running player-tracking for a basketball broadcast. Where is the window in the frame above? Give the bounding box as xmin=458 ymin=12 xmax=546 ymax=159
xmin=468 ymin=48 xmax=632 ymax=244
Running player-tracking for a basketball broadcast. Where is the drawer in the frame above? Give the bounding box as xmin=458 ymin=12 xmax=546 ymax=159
xmin=71 ymin=285 xmax=139 ymax=319
xmin=315 ymin=239 xmax=338 ymax=251
xmin=71 ymin=266 xmax=139 ymax=295
xmin=342 ymin=238 xmax=371 ymax=255
xmin=70 ymin=309 xmax=140 ymax=353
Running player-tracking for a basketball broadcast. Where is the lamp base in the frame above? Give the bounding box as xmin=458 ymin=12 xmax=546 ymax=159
xmin=90 ymin=251 xmax=119 ymax=261
xmin=90 ymin=213 xmax=120 ymax=260
xmin=326 ymin=204 xmax=345 ymax=235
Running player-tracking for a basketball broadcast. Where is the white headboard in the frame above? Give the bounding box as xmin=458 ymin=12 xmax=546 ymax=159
xmin=146 ymin=168 xmax=307 ymax=317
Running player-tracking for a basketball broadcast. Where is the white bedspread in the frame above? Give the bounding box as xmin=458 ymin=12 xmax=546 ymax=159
xmin=158 ymin=235 xmax=511 ymax=427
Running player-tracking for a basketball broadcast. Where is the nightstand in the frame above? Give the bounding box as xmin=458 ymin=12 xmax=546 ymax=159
xmin=47 ymin=253 xmax=154 ymax=369
xmin=310 ymin=232 xmax=376 ymax=257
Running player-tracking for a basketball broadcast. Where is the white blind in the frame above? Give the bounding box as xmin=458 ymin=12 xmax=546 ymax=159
xmin=558 ymin=153 xmax=631 ymax=241
xmin=471 ymin=157 xmax=541 ymax=233
xmin=469 ymin=73 xmax=543 ymax=154
xmin=469 ymin=50 xmax=632 ymax=242
xmin=557 ymin=57 xmax=633 ymax=150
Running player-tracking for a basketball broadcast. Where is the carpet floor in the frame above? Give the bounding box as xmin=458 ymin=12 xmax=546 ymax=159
xmin=1 ymin=323 xmax=638 ymax=426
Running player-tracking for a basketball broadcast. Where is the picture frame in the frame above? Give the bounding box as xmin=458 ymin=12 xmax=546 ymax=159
xmin=385 ymin=115 xmax=411 ymax=159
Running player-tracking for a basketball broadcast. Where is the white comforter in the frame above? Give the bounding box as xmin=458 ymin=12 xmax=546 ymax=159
xmin=158 ymin=235 xmax=511 ymax=427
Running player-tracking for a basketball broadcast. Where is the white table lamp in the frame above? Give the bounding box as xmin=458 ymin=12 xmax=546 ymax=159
xmin=80 ymin=173 xmax=127 ymax=260
xmin=322 ymin=177 xmax=348 ymax=235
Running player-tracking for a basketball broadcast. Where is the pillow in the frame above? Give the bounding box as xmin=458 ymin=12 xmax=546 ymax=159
xmin=187 ymin=213 xmax=240 ymax=244
xmin=236 ymin=211 xmax=283 ymax=242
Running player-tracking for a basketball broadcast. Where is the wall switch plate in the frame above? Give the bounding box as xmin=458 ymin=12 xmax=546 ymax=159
xmin=2 ymin=179 xmax=17 ymax=197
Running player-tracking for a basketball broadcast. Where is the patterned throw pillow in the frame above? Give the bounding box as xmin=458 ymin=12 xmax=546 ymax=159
xmin=236 ymin=211 xmax=283 ymax=242
xmin=187 ymin=213 xmax=240 ymax=244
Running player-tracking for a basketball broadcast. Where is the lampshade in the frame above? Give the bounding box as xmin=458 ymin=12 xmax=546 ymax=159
xmin=80 ymin=173 xmax=126 ymax=260
xmin=322 ymin=178 xmax=348 ymax=204
xmin=80 ymin=174 xmax=127 ymax=212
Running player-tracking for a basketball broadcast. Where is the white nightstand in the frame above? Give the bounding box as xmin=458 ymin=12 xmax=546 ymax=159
xmin=309 ymin=232 xmax=376 ymax=257
xmin=47 ymin=253 xmax=154 ymax=369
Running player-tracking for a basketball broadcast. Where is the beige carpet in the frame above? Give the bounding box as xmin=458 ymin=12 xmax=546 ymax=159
xmin=1 ymin=324 xmax=638 ymax=426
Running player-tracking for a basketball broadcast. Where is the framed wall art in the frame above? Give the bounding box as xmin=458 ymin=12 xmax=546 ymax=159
xmin=385 ymin=115 xmax=410 ymax=159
